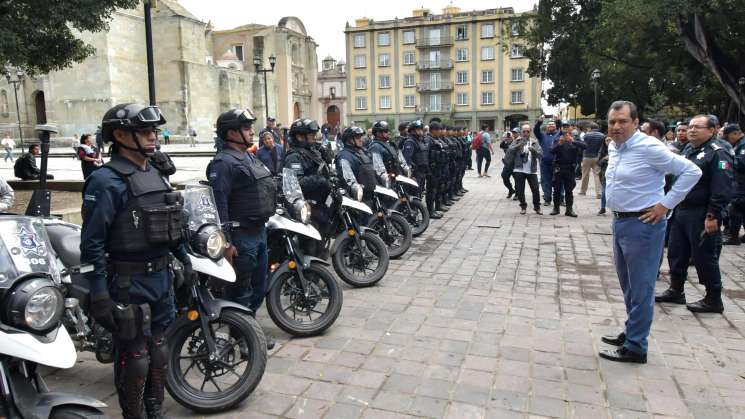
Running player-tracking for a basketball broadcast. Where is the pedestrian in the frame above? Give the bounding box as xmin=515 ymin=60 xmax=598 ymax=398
xmin=14 ymin=144 xmax=54 ymax=180
xmin=161 ymin=127 xmax=171 ymax=145
xmin=0 ymin=173 xmax=14 ymax=212
xmin=500 ymin=131 xmax=515 ymax=198
xmin=672 ymin=121 xmax=689 ymax=153
xmin=655 ymin=114 xmax=733 ymax=313
xmin=579 ymin=122 xmax=605 ymax=198
xmin=550 ymin=130 xmax=585 ymax=217
xmin=188 ymin=126 xmax=197 ymax=147
xmin=597 ymin=136 xmax=612 ymax=215
xmin=80 ymin=103 xmax=192 ymax=419
xmin=600 ymin=100 xmax=700 ymax=363
xmin=2 ymin=134 xmax=15 ymax=162
xmin=723 ymin=124 xmax=745 ymax=245
xmin=77 ymin=134 xmax=101 ymax=179
xmin=507 ymin=124 xmax=543 ymax=215
xmin=476 ymin=124 xmax=493 ymax=177
xmin=258 ymin=116 xmax=281 ymax=148
xmin=257 ymin=130 xmax=284 ymax=175
xmin=534 ymin=116 xmax=561 ymax=206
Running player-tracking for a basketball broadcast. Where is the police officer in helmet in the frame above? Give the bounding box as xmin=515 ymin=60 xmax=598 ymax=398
xmin=208 ymin=108 xmax=277 ymax=344
xmin=335 ymin=126 xmax=378 ymax=202
xmin=402 ymin=120 xmax=441 ymax=218
xmin=81 ymin=103 xmax=192 ymax=419
xmin=367 ymin=120 xmax=409 ymax=177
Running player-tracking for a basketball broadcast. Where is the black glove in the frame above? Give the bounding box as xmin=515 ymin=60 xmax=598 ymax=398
xmin=182 ymin=262 xmax=198 ymax=289
xmin=90 ymin=291 xmax=117 ymax=333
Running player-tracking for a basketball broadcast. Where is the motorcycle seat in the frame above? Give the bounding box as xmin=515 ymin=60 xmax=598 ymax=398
xmin=45 ymin=223 xmax=82 ymax=267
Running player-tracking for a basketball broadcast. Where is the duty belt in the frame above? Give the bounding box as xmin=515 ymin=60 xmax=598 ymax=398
xmin=109 ymin=255 xmax=170 ymax=305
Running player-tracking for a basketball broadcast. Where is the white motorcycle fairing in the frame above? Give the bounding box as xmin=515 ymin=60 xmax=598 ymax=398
xmin=396 ymin=175 xmax=419 ymax=188
xmin=266 ymin=214 xmax=322 ymax=241
xmin=341 ymin=196 xmax=373 ymax=214
xmin=374 ymin=185 xmax=399 ymax=199
xmin=0 ymin=326 xmax=76 ymax=369
xmin=188 ymin=254 xmax=236 ymax=283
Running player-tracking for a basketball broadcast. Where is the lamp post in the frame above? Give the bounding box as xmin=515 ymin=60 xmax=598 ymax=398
xmin=144 ymin=0 xmax=156 ymax=105
xmin=253 ymin=54 xmax=276 ymax=122
xmin=738 ymin=77 xmax=745 ymax=126
xmin=568 ymin=93 xmax=576 ymax=122
xmin=591 ymin=69 xmax=600 ymax=120
xmin=5 ymin=67 xmax=26 ymax=148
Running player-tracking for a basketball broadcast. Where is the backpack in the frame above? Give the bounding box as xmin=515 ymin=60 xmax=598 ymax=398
xmin=471 ymin=132 xmax=482 ymax=150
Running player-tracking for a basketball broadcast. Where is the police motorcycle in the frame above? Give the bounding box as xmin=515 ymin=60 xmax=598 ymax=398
xmin=388 ymin=164 xmax=430 ymax=237
xmin=366 ymin=153 xmax=412 ymax=259
xmin=44 ymin=184 xmax=267 ymax=414
xmin=263 ymin=169 xmax=342 ymax=337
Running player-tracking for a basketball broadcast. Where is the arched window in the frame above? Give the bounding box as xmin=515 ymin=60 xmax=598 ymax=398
xmin=0 ymin=90 xmax=8 ymax=116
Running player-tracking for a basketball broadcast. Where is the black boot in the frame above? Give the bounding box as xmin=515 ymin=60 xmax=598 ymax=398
xmin=565 ymin=209 xmax=578 ymax=217
xmin=550 ymin=206 xmax=560 ymax=216
xmin=687 ymin=288 xmax=724 ymax=313
xmin=655 ymin=278 xmax=686 ymax=304
xmin=115 ymin=351 xmax=148 ymax=419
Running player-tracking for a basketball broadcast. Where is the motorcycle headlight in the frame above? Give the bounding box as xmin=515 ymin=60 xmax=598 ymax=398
xmin=292 ymin=199 xmax=311 ymax=224
xmin=4 ymin=278 xmax=64 ymax=333
xmin=192 ymin=224 xmax=226 ymax=260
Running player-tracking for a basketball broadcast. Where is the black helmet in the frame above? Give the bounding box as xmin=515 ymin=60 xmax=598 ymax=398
xmin=429 ymin=121 xmax=442 ymax=132
xmin=407 ymin=120 xmax=424 ymax=132
xmin=372 ymin=120 xmax=390 ymax=134
xmin=341 ymin=126 xmax=365 ymax=144
xmin=101 ymin=103 xmax=166 ymax=143
xmin=216 ymin=108 xmax=256 ymax=144
xmin=288 ymin=118 xmax=320 ymax=147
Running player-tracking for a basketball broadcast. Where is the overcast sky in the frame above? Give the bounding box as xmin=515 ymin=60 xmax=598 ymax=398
xmin=178 ymin=0 xmax=538 ymax=64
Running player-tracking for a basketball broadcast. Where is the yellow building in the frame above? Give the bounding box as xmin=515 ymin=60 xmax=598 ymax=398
xmin=344 ymin=6 xmax=541 ymax=131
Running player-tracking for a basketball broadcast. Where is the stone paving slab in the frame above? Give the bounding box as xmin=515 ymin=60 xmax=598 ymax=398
xmin=44 ymin=158 xmax=745 ymax=418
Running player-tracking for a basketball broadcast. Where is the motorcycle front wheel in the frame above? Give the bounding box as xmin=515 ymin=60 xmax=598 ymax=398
xmin=166 ymin=309 xmax=267 ymax=413
xmin=267 ymin=263 xmax=343 ymax=337
xmin=392 ymin=199 xmax=429 ymax=237
xmin=366 ymin=213 xmax=412 ymax=259
xmin=332 ymin=231 xmax=389 ymax=287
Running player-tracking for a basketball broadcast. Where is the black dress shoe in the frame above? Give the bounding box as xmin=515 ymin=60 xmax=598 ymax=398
xmin=565 ymin=210 xmax=578 ymax=217
xmin=601 ymin=332 xmax=625 ymax=346
xmin=549 ymin=208 xmax=560 ymax=215
xmin=655 ymin=288 xmax=686 ymax=304
xmin=597 ymin=208 xmax=606 ymax=216
xmin=520 ymin=208 xmax=526 ymax=215
xmin=686 ymin=297 xmax=724 ymax=313
xmin=534 ymin=208 xmax=543 ymax=215
xmin=599 ymin=347 xmax=646 ymax=364
xmin=507 ymin=191 xmax=514 ymax=199
xmin=430 ymin=211 xmax=443 ymax=219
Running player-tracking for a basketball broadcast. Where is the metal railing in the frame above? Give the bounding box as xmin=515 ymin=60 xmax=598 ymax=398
xmin=416 ymin=81 xmax=453 ymax=92
xmin=416 ymin=59 xmax=454 ymax=70
xmin=419 ymin=104 xmax=453 ymax=113
xmin=416 ymin=36 xmax=454 ymax=48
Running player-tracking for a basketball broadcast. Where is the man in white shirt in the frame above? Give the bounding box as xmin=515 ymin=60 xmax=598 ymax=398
xmin=506 ymin=124 xmax=543 ymax=215
xmin=2 ymin=134 xmax=15 ymax=162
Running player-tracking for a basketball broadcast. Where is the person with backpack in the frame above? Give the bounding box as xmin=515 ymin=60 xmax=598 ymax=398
xmin=473 ymin=124 xmax=494 ymax=177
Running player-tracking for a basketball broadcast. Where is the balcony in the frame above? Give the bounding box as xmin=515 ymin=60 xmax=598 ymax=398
xmin=416 ymin=59 xmax=454 ymax=70
xmin=419 ymin=104 xmax=452 ymax=113
xmin=416 ymin=36 xmax=454 ymax=48
xmin=416 ymin=81 xmax=453 ymax=92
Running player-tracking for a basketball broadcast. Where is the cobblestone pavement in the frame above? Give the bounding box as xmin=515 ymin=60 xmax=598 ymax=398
xmin=44 ymin=160 xmax=745 ymax=419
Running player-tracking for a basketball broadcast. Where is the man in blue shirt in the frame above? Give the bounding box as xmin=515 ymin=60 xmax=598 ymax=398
xmin=599 ymin=101 xmax=701 ymax=364
xmin=257 ymin=131 xmax=284 ymax=175
xmin=579 ymin=122 xmax=605 ymax=198
xmin=534 ymin=117 xmax=561 ymax=205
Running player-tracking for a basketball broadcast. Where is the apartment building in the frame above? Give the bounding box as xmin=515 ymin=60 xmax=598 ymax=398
xmin=344 ymin=6 xmax=541 ymax=131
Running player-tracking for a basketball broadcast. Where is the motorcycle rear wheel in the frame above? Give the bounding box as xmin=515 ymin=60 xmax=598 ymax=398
xmin=392 ymin=199 xmax=429 ymax=237
xmin=366 ymin=213 xmax=412 ymax=259
xmin=332 ymin=231 xmax=389 ymax=287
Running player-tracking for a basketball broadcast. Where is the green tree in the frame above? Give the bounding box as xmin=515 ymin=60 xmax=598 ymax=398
xmin=0 ymin=0 xmax=139 ymax=76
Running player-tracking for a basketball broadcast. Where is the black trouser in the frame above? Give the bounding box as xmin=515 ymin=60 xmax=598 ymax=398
xmin=467 ymin=152 xmax=473 ymax=169
xmin=553 ymin=166 xmax=576 ymax=209
xmin=727 ymin=196 xmax=745 ymax=238
xmin=476 ymin=149 xmax=491 ymax=174
xmin=426 ymin=174 xmax=437 ymax=212
xmin=513 ymin=172 xmax=540 ymax=210
xmin=501 ymin=165 xmax=514 ymax=193
xmin=667 ymin=206 xmax=722 ymax=291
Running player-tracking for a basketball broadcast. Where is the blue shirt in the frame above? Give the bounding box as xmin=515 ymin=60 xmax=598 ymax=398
xmin=256 ymin=143 xmax=284 ymax=175
xmin=480 ymin=132 xmax=491 ymax=149
xmin=605 ymin=131 xmax=701 ymax=212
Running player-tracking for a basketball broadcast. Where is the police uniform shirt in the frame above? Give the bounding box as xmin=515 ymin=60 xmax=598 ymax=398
xmin=679 ymin=137 xmax=734 ymax=218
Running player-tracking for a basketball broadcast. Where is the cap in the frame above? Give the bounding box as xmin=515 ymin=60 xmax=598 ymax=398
xmin=511 ymin=127 xmax=520 ymax=133
xmin=723 ymin=124 xmax=741 ymax=136
xmin=267 ymin=116 xmax=276 ymax=122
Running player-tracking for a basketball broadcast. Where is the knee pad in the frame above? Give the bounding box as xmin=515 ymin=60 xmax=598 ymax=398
xmin=117 ymin=339 xmax=150 ymax=380
xmin=149 ymin=333 xmax=168 ymax=370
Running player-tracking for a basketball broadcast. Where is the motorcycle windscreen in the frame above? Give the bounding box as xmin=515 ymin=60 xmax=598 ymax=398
xmin=0 ymin=216 xmax=60 ymax=287
xmin=282 ymin=167 xmax=305 ymax=204
xmin=181 ymin=184 xmax=221 ymax=231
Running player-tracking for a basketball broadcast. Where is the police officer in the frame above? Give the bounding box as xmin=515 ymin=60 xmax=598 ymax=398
xmin=656 ymin=115 xmax=733 ymax=313
xmin=550 ymin=130 xmax=586 ymax=217
xmin=335 ymin=126 xmax=378 ymax=201
xmin=402 ymin=120 xmax=442 ymax=218
xmin=81 ymin=104 xmax=191 ymax=419
xmin=207 ymin=108 xmax=277 ymax=340
xmin=723 ymin=124 xmax=745 ymax=245
xmin=427 ymin=122 xmax=448 ymax=212
xmin=284 ymin=118 xmax=333 ymax=256
xmin=367 ymin=121 xmax=407 ymax=177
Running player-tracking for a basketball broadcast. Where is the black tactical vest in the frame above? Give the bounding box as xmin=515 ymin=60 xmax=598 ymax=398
xmin=405 ymin=136 xmax=430 ymax=170
xmin=220 ymin=149 xmax=276 ymax=224
xmin=106 ymin=158 xmax=183 ymax=257
xmin=370 ymin=139 xmax=399 ymax=173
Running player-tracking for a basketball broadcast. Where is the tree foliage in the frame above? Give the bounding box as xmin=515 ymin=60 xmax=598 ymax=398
xmin=521 ymin=0 xmax=745 ymax=121
xmin=0 ymin=0 xmax=139 ymax=76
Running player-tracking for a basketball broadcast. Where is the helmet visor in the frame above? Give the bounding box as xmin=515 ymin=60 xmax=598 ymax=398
xmin=136 ymin=106 xmax=164 ymax=123
xmin=238 ymin=109 xmax=256 ymax=125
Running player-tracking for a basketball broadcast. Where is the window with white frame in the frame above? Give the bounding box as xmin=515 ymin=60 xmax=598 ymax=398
xmin=404 ymin=95 xmax=416 ymax=108
xmin=403 ymin=30 xmax=415 ymax=44
xmin=403 ymin=74 xmax=415 ymax=87
xmin=456 ymin=48 xmax=468 ymax=62
xmin=456 ymin=71 xmax=468 ymax=84
xmin=378 ymin=53 xmax=391 ymax=67
xmin=379 ymin=95 xmax=392 ymax=109
xmin=456 ymin=24 xmax=468 ymax=40
xmin=511 ymin=45 xmax=524 ymax=58
xmin=481 ymin=23 xmax=495 ymax=38
xmin=481 ymin=46 xmax=495 ymax=61
xmin=403 ymin=51 xmax=415 ymax=65
xmin=481 ymin=91 xmax=494 ymax=105
xmin=379 ymin=75 xmax=391 ymax=89
xmin=511 ymin=91 xmax=524 ymax=104
xmin=377 ymin=32 xmax=391 ymax=46
xmin=355 ymin=96 xmax=367 ymax=110
xmin=354 ymin=54 xmax=366 ymax=68
xmin=355 ymin=76 xmax=367 ymax=90
xmin=354 ymin=34 xmax=365 ymax=48
xmin=457 ymin=92 xmax=468 ymax=106
xmin=481 ymin=70 xmax=493 ymax=83
xmin=511 ymin=68 xmax=524 ymax=81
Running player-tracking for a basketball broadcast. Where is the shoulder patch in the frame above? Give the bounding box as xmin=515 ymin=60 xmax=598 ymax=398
xmin=84 ymin=194 xmax=96 ymax=202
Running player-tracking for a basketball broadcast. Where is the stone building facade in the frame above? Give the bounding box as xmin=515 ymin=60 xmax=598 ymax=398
xmin=0 ymin=0 xmax=318 ymax=143
xmin=316 ymin=56 xmax=347 ymax=134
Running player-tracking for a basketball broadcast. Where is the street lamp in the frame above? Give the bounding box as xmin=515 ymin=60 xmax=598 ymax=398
xmin=568 ymin=93 xmax=577 ymax=122
xmin=591 ymin=69 xmax=600 ymax=119
xmin=254 ymin=54 xmax=277 ymax=122
xmin=738 ymin=77 xmax=745 ymax=126
xmin=5 ymin=67 xmax=26 ymax=147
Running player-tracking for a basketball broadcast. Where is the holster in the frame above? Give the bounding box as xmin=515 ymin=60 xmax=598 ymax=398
xmin=113 ymin=303 xmax=152 ymax=341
